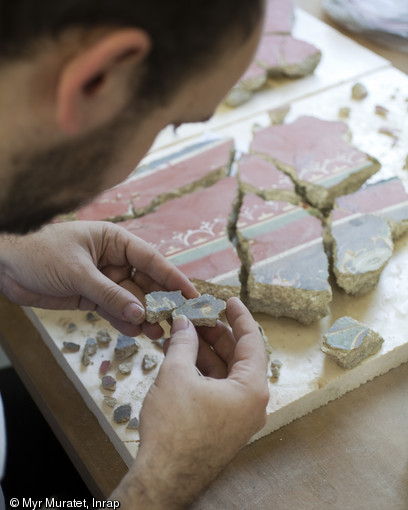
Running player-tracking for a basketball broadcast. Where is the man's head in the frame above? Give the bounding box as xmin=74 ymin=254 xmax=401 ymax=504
xmin=0 ymin=0 xmax=264 ymax=234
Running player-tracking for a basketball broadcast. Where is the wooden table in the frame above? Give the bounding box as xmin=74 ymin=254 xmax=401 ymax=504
xmin=1 ymin=5 xmax=408 ymax=509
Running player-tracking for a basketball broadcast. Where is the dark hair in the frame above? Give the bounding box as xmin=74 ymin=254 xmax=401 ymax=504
xmin=0 ymin=0 xmax=263 ymax=103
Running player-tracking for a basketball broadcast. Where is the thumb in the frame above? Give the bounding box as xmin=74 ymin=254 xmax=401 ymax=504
xmin=78 ymin=264 xmax=145 ymax=324
xmin=165 ymin=315 xmax=199 ymax=367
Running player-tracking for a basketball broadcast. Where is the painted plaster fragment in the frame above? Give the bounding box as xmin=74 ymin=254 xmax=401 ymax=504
xmin=332 ymin=177 xmax=408 ymax=241
xmin=113 ymin=404 xmax=131 ymax=424
xmin=145 ymin=290 xmax=186 ymax=323
xmin=255 ymin=35 xmax=322 ymax=78
xmin=66 ymin=322 xmax=77 ymax=334
xmin=224 ymin=63 xmax=267 ymax=107
xmin=321 ymin=316 xmax=384 ymax=369
xmin=237 ymin=153 xmax=298 ymax=204
xmin=142 ymin=354 xmax=159 ymax=372
xmin=263 ymin=0 xmax=294 ymax=34
xmin=332 ymin=214 xmax=393 ymax=295
xmin=62 ymin=342 xmax=80 ymax=353
xmin=351 ymin=82 xmax=368 ymax=100
xmin=375 ymin=105 xmax=388 ymax=117
xmin=251 ymin=116 xmax=380 ymax=210
xmin=172 ymin=294 xmax=226 ymax=327
xmin=99 ymin=360 xmax=111 ymax=376
xmin=81 ymin=353 xmax=91 ymax=367
xmin=237 ymin=192 xmax=331 ymax=324
xmin=103 ymin=396 xmax=117 ymax=408
xmin=127 ymin=417 xmax=139 ymax=430
xmin=84 ymin=337 xmax=98 ymax=357
xmin=101 ymin=375 xmax=117 ymax=391
xmin=72 ymin=138 xmax=234 ymax=221
xmin=96 ymin=329 xmax=112 ymax=346
xmin=115 ymin=335 xmax=139 ymax=361
xmin=118 ymin=362 xmax=132 ymax=375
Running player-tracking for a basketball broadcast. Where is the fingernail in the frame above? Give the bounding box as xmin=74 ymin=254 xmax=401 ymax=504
xmin=171 ymin=314 xmax=190 ymax=333
xmin=123 ymin=302 xmax=145 ymax=324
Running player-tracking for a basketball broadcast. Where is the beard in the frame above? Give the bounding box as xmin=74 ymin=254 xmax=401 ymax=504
xmin=0 ymin=199 xmax=80 ymax=235
xmin=0 ymin=101 xmax=145 ymax=235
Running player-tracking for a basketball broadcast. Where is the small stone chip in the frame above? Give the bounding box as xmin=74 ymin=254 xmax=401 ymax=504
xmin=270 ymin=359 xmax=283 ymax=382
xmin=268 ymin=104 xmax=290 ymax=125
xmin=142 ymin=354 xmax=159 ymax=372
xmin=118 ymin=362 xmax=132 ymax=375
xmin=321 ymin=316 xmax=384 ymax=369
xmin=145 ymin=290 xmax=187 ymax=323
xmin=86 ymin=312 xmax=100 ymax=323
xmin=81 ymin=353 xmax=91 ymax=367
xmin=375 ymin=105 xmax=388 ymax=117
xmin=351 ymin=82 xmax=368 ymax=100
xmin=66 ymin=322 xmax=77 ymax=334
xmin=172 ymin=294 xmax=226 ymax=327
xmin=99 ymin=360 xmax=111 ymax=376
xmin=113 ymin=404 xmax=131 ymax=424
xmin=96 ymin=329 xmax=112 ymax=346
xmin=103 ymin=396 xmax=117 ymax=408
xmin=115 ymin=334 xmax=139 ymax=361
xmin=102 ymin=375 xmax=117 ymax=391
xmin=84 ymin=337 xmax=98 ymax=356
xmin=63 ymin=341 xmax=80 ymax=352
xmin=378 ymin=126 xmax=400 ymax=143
xmin=127 ymin=417 xmax=139 ymax=430
xmin=338 ymin=106 xmax=350 ymax=119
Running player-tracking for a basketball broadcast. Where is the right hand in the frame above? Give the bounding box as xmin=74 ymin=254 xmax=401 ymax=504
xmin=111 ymin=297 xmax=269 ymax=509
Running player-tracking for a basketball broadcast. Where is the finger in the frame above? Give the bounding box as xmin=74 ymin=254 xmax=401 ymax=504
xmin=96 ymin=307 xmax=143 ymax=337
xmin=122 ymin=232 xmax=198 ymax=299
xmin=117 ymin=278 xmax=146 ymax=305
xmin=163 ymin=315 xmax=199 ymax=372
xmin=75 ymin=261 xmax=146 ymax=325
xmin=226 ymin=297 xmax=268 ymax=383
xmin=101 ymin=265 xmax=131 ymax=283
xmin=133 ymin=271 xmax=175 ymax=294
xmin=196 ymin=321 xmax=237 ymax=366
xmin=133 ymin=269 xmax=199 ymax=300
xmin=196 ymin=335 xmax=228 ymax=379
xmin=141 ymin=321 xmax=165 ymax=341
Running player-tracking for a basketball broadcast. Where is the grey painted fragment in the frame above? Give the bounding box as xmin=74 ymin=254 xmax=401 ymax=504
xmin=172 ymin=294 xmax=226 ymax=327
xmin=63 ymin=342 xmax=80 ymax=352
xmin=114 ymin=404 xmax=131 ymax=424
xmin=321 ymin=316 xmax=384 ymax=369
xmin=115 ymin=334 xmax=139 ymax=361
xmin=145 ymin=290 xmax=187 ymax=323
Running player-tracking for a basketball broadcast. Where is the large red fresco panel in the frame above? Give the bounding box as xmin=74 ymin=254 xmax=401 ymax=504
xmin=118 ymin=178 xmax=241 ymax=297
xmin=73 ymin=138 xmax=234 ymax=221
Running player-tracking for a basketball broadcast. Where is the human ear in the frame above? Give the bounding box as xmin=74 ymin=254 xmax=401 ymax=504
xmin=56 ymin=29 xmax=151 ymax=135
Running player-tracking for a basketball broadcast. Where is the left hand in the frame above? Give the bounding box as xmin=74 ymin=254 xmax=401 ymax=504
xmin=0 ymin=221 xmax=198 ymax=336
